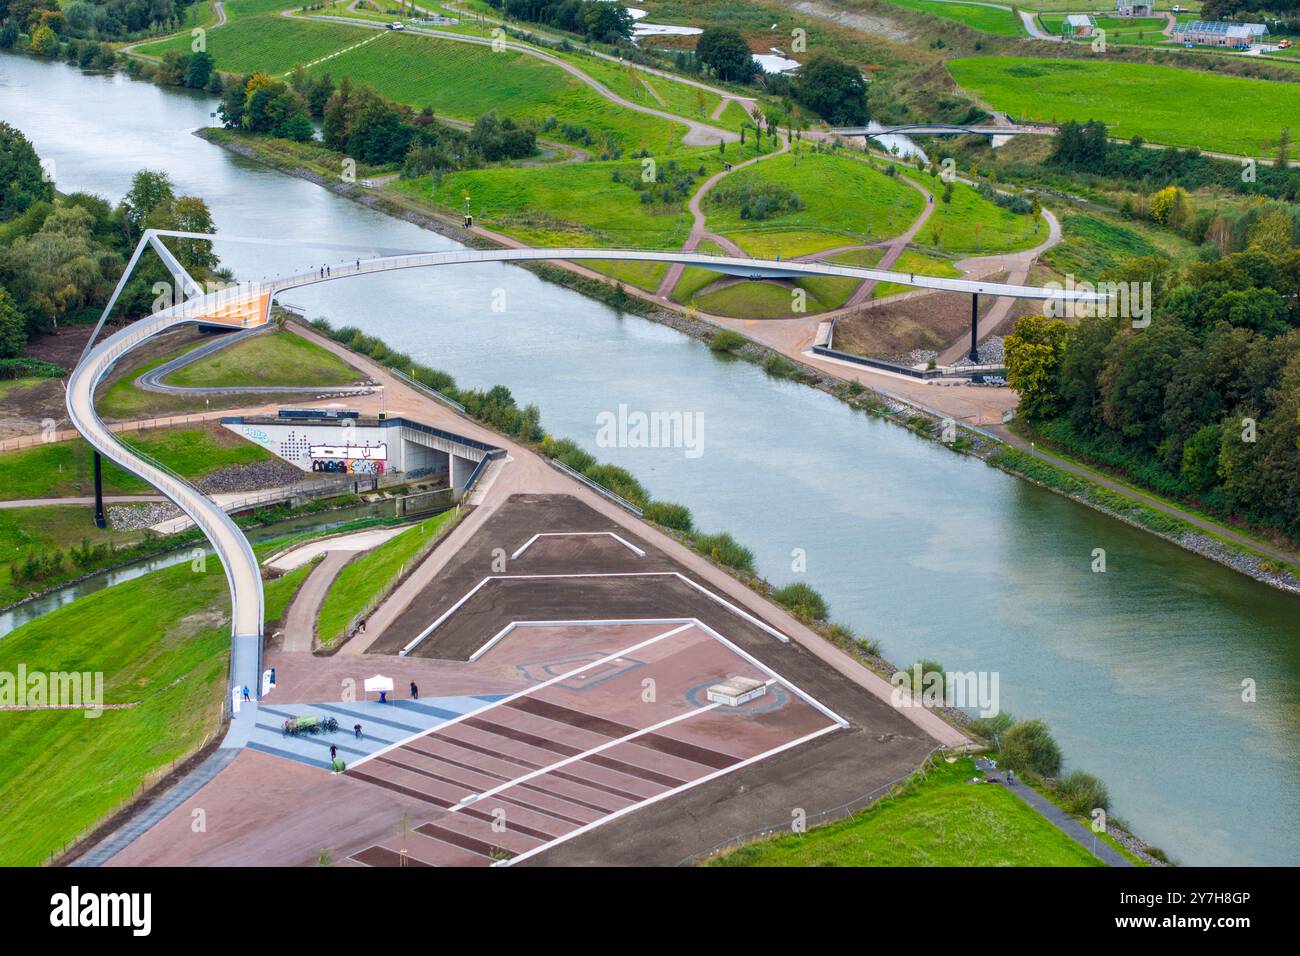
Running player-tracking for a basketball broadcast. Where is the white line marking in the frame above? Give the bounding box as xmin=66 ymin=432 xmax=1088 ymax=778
xmin=353 ymin=622 xmax=695 ymax=769
xmin=451 ymin=698 xmax=724 ymax=813
xmin=511 ymin=531 xmax=646 ymax=560
xmin=399 ymin=572 xmax=790 ymax=655
xmin=497 ymin=722 xmax=844 ymax=866
xmin=467 ymin=617 xmax=691 ymax=662
xmin=291 ymin=31 xmax=384 ymax=74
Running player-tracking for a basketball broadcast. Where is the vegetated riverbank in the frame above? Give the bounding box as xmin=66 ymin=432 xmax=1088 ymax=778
xmin=200 ymin=127 xmax=1300 ymax=597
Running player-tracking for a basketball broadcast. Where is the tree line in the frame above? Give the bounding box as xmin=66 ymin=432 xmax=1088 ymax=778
xmin=0 ymin=123 xmax=223 ymax=358
xmin=1005 ymin=206 xmax=1300 ymax=541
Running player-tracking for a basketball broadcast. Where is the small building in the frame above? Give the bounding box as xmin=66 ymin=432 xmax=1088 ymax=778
xmin=1065 ymin=14 xmax=1096 ymax=37
xmin=1174 ymin=20 xmax=1270 ymax=49
xmin=1115 ymin=1 xmax=1154 ymax=16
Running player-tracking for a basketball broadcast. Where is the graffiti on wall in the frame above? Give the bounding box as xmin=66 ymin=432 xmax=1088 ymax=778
xmin=309 ymin=442 xmax=387 ymax=476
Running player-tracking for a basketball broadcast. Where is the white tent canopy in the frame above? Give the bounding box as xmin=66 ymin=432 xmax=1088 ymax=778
xmin=363 ymin=675 xmax=394 ymax=694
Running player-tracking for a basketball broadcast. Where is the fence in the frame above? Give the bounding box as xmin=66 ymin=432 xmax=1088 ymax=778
xmin=0 ymin=411 xmax=243 ymax=453
xmin=547 ymin=458 xmax=644 ymax=517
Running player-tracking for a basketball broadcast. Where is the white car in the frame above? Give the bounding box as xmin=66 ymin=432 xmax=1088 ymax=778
xmin=387 ymin=21 xmax=405 ymax=31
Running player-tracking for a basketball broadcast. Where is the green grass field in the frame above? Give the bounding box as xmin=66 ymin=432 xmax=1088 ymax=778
xmin=0 ymin=558 xmax=312 ymax=866
xmin=1042 ymin=211 xmax=1201 ymax=280
xmin=710 ymin=756 xmax=1104 ymax=866
xmin=921 ymin=179 xmax=1046 ymax=254
xmin=706 ymin=151 xmax=925 ymax=257
xmin=165 ymin=330 xmax=362 ymax=389
xmin=138 ymin=14 xmax=364 ymax=75
xmin=0 ymin=426 xmax=271 ymax=502
xmin=883 ymin=0 xmax=1023 ymax=35
xmin=868 ymin=248 xmax=961 ymax=298
xmin=316 ymin=510 xmax=458 ymax=646
xmin=693 ymin=275 xmax=856 ymax=318
xmin=948 ymin=56 xmax=1300 ymax=156
xmin=405 ymin=151 xmax=722 ymax=248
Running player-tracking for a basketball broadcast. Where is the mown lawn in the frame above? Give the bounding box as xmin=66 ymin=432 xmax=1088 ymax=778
xmin=316 ymin=510 xmax=458 ymax=646
xmin=410 ymin=150 xmax=723 ymax=248
xmin=0 ymin=426 xmax=272 ymax=502
xmin=948 ymin=57 xmax=1300 ymax=156
xmin=882 ymin=0 xmax=1023 ymax=35
xmin=137 ymin=13 xmax=364 ymax=74
xmin=693 ymin=275 xmax=855 ymax=318
xmin=867 ymin=248 xmax=961 ymax=299
xmin=920 ymin=178 xmax=1046 ymax=254
xmin=166 ymin=330 xmax=362 ymax=389
xmin=301 ymin=31 xmax=683 ymax=148
xmin=1043 ymin=212 xmax=1197 ymax=280
xmin=710 ymin=756 xmax=1105 ymax=866
xmin=0 ymin=558 xmax=312 ymax=866
xmin=706 ymin=151 xmax=925 ymax=256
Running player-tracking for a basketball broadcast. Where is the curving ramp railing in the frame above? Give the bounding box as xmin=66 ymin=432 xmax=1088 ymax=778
xmin=70 ymin=235 xmax=1107 ymax=735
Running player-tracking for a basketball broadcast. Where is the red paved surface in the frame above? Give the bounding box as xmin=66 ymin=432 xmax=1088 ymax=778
xmin=344 ymin=621 xmax=841 ymax=866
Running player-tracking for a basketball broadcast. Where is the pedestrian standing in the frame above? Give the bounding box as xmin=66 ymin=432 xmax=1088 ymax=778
xmin=410 ymin=681 xmax=419 ymax=700
xmin=354 ymin=723 xmax=362 ymax=739
xmin=242 ymin=685 xmax=250 ymax=702
xmin=330 ymin=744 xmax=337 ymax=760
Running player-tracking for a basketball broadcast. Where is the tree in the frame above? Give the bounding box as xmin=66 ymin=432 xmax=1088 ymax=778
xmin=583 ymin=1 xmax=631 ymax=43
xmin=695 ymin=27 xmax=756 ymax=82
xmin=185 ymin=51 xmax=213 ymax=90
xmin=29 ymin=24 xmax=57 ymax=55
xmin=792 ymin=53 xmax=868 ymax=126
xmin=0 ymin=204 xmax=121 ymax=331
xmin=1004 ymin=313 xmax=1070 ymax=419
xmin=0 ymin=122 xmax=53 ymax=222
xmin=0 ymin=284 xmax=26 ymax=357
xmin=120 ymin=169 xmax=175 ymax=240
xmin=1150 ymin=185 xmax=1193 ymax=231
xmin=1279 ymin=125 xmax=1291 ymax=170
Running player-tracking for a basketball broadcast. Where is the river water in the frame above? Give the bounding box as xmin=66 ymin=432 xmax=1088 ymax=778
xmin=2 ymin=53 xmax=1296 ymax=866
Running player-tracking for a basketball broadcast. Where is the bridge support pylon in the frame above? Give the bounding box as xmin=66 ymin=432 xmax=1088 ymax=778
xmin=92 ymin=450 xmax=106 ymax=529
xmin=969 ymin=293 xmax=980 ymax=363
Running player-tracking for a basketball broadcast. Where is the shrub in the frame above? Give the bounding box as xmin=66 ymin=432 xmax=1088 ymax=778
xmin=763 ymin=354 xmax=800 ymax=379
xmin=709 ymin=329 xmax=747 ymax=353
xmin=691 ymin=531 xmax=755 ymax=573
xmin=896 ymin=659 xmax=946 ymax=698
xmin=1055 ymin=770 xmax=1110 ymax=814
xmin=1000 ymin=719 xmax=1062 ymax=778
xmin=644 ymin=500 xmax=693 ymax=532
xmin=538 ymin=435 xmax=597 ymax=471
xmin=968 ymin=710 xmax=1014 ymax=744
xmin=583 ymin=463 xmax=649 ymax=508
xmin=772 ymin=581 xmax=829 ymax=621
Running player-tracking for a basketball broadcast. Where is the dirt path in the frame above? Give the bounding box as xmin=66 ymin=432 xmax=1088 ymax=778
xmin=934 ymin=207 xmax=1061 ymax=365
xmin=837 ymin=172 xmax=935 ymax=309
xmin=653 ymin=134 xmax=791 ymax=299
xmin=279 ymin=551 xmax=354 ymax=653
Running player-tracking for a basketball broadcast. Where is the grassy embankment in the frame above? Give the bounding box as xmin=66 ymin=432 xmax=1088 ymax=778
xmin=0 ymin=426 xmax=276 ymax=604
xmin=315 ymin=508 xmax=459 ymax=647
xmin=97 ymin=328 xmax=365 ymax=418
xmin=948 ymin=57 xmax=1300 ymax=156
xmin=0 ymin=554 xmax=313 ymax=866
xmin=710 ymin=755 xmax=1104 ymax=866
